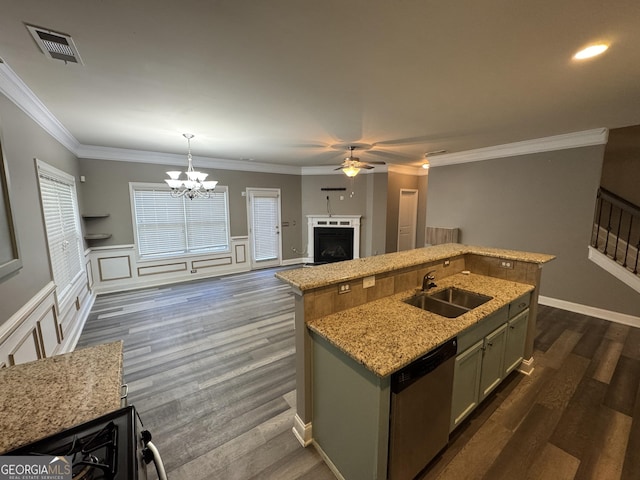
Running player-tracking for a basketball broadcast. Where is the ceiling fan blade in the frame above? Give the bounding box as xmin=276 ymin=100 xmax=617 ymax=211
xmin=364 ymin=160 xmax=386 ymax=165
xmin=359 ymin=164 xmax=375 ymax=169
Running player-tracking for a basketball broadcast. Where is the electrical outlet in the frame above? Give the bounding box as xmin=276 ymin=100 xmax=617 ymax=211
xmin=444 ymin=259 xmax=450 ymax=266
xmin=363 ymin=276 xmax=375 ymax=288
xmin=499 ymin=260 xmax=514 ymax=269
xmin=338 ymin=282 xmax=351 ymax=294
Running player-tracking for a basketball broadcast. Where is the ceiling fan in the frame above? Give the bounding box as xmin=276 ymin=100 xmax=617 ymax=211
xmin=335 ymin=146 xmax=386 ymax=177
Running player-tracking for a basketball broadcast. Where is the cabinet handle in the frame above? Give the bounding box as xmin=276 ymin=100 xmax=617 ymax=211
xmin=519 ymin=302 xmax=527 ymax=308
xmin=487 ymin=342 xmax=493 ymax=347
xmin=510 ymin=325 xmax=515 ymax=329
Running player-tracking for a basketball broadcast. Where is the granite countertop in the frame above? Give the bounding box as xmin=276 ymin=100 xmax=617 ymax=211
xmin=307 ymin=272 xmax=533 ymax=377
xmin=0 ymin=341 xmax=124 ymax=454
xmin=276 ymin=243 xmax=555 ymax=291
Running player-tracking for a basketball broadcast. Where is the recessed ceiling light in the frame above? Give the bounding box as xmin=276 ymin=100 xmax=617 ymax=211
xmin=573 ymin=44 xmax=609 ymax=60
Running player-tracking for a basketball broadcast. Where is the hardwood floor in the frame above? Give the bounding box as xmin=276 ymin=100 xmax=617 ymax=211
xmin=419 ymin=305 xmax=640 ymax=480
xmin=78 ymin=268 xmax=640 ymax=479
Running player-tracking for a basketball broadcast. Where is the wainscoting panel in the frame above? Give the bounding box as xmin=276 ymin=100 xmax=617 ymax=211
xmin=88 ymin=238 xmax=251 ymax=294
xmin=192 ymin=257 xmax=232 ymax=270
xmin=37 ymin=306 xmax=59 ymax=357
xmin=0 ymin=282 xmax=55 ymax=366
xmin=138 ymin=262 xmax=187 ymax=277
xmin=235 ymin=243 xmax=247 ymax=264
xmin=9 ymin=329 xmax=40 ymax=366
xmin=99 ymin=255 xmax=132 ymax=281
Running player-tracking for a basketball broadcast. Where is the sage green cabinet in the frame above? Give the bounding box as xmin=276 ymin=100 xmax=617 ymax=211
xmin=503 ymin=309 xmax=529 ymax=375
xmin=451 ymin=294 xmax=531 ymax=433
xmin=450 ymin=339 xmax=483 ymax=431
xmin=479 ymin=323 xmax=507 ymax=400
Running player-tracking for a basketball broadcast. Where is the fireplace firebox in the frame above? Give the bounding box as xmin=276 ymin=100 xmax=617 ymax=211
xmin=314 ymin=227 xmax=354 ymax=264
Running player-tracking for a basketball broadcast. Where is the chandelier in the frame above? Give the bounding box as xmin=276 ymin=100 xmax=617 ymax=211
xmin=165 ymin=134 xmax=218 ymax=199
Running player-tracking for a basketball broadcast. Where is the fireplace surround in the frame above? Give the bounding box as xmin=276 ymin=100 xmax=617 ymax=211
xmin=306 ymin=215 xmax=361 ymax=264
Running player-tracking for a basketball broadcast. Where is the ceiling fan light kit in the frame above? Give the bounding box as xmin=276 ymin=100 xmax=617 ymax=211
xmin=165 ymin=134 xmax=218 ymax=199
xmin=336 ymin=146 xmax=385 ymax=177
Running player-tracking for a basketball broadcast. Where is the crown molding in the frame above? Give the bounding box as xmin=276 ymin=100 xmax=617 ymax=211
xmin=430 ymin=128 xmax=609 ymax=168
xmin=0 ymin=59 xmax=79 ymax=153
xmin=0 ymin=59 xmax=609 ymax=175
xmin=387 ymin=164 xmax=427 ymax=176
xmin=76 ymin=143 xmax=301 ymax=175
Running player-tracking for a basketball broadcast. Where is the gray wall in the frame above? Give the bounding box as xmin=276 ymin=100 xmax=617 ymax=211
xmin=0 ymin=93 xmax=80 ymax=325
xmin=78 ymin=159 xmax=302 ymax=260
xmin=426 ymin=146 xmax=639 ymax=316
xmin=301 ymin=172 xmax=389 ymax=259
xmin=385 ymin=171 xmax=427 ymax=253
xmin=601 ymin=124 xmax=640 ymax=205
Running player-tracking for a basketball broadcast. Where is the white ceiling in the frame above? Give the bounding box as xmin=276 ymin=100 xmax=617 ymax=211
xmin=1 ymin=0 xmax=639 ymax=169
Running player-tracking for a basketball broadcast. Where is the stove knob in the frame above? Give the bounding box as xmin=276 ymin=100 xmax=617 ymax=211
xmin=141 ymin=430 xmax=152 ymax=444
xmin=142 ymin=447 xmax=154 ymax=465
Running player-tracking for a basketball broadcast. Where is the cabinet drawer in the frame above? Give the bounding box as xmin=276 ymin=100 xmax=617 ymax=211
xmin=458 ymin=306 xmax=508 ymax=352
xmin=509 ymin=293 xmax=530 ymax=318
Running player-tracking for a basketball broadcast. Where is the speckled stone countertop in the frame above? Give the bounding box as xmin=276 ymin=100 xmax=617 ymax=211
xmin=276 ymin=243 xmax=555 ymax=291
xmin=0 ymin=341 xmax=123 ymax=454
xmin=307 ymin=273 xmax=534 ymax=377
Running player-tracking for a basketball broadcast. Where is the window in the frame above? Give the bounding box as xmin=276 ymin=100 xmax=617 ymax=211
xmin=130 ymin=183 xmax=230 ymax=258
xmin=37 ymin=160 xmax=84 ymax=304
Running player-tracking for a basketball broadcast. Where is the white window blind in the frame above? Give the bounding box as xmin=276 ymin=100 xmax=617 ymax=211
xmin=131 ymin=184 xmax=230 ymax=258
xmin=37 ymin=161 xmax=84 ymax=303
xmin=252 ymin=196 xmax=278 ymax=261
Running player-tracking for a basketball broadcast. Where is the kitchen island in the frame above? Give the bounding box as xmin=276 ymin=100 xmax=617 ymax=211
xmin=0 ymin=341 xmax=123 ymax=453
xmin=276 ymin=243 xmax=554 ymax=479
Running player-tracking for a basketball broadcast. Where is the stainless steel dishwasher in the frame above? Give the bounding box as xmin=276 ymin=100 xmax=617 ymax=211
xmin=388 ymin=337 xmax=457 ymax=480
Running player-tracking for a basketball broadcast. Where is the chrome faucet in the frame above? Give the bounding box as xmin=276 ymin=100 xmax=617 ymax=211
xmin=422 ymin=270 xmax=437 ymax=291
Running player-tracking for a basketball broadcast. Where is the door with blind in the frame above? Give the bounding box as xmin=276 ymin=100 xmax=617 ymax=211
xmin=247 ymin=188 xmax=281 ymax=269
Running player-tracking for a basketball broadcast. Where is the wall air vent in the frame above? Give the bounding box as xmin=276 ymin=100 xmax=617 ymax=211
xmin=26 ymin=24 xmax=84 ymax=65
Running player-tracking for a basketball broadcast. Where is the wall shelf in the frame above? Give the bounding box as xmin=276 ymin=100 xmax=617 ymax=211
xmin=84 ymin=233 xmax=112 ymax=241
xmin=82 ymin=213 xmax=110 ymax=219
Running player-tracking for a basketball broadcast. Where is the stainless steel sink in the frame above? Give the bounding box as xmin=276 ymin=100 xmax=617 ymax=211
xmin=403 ymin=288 xmax=492 ymax=319
xmin=404 ymin=294 xmax=469 ymax=318
xmin=430 ymin=287 xmax=493 ymax=309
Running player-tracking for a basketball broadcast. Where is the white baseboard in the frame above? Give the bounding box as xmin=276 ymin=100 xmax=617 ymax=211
xmin=539 ymin=295 xmax=640 ymax=328
xmin=281 ymin=258 xmax=304 ymax=267
xmin=292 ymin=414 xmax=313 ymax=447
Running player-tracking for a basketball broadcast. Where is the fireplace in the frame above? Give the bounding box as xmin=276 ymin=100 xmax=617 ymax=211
xmin=314 ymin=227 xmax=354 ymax=264
xmin=306 ymin=215 xmax=361 ymax=264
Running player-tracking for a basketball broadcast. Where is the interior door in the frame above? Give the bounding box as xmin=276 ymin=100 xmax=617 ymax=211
xmin=397 ymin=189 xmax=418 ymax=251
xmin=247 ymin=188 xmax=282 ymax=269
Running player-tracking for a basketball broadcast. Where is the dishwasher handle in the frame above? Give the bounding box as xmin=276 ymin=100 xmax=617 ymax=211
xmin=391 ymin=337 xmax=457 ymax=393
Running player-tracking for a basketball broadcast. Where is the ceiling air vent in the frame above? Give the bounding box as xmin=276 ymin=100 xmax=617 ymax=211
xmin=26 ymin=24 xmax=84 ymax=65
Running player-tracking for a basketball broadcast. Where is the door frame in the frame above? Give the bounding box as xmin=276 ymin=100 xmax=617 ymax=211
xmin=246 ymin=187 xmax=282 ymax=270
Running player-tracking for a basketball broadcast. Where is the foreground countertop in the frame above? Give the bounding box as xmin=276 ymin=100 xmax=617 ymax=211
xmin=0 ymin=341 xmax=123 ymax=454
xmin=307 ymin=272 xmax=533 ymax=377
xmin=276 ymin=243 xmax=555 ymax=291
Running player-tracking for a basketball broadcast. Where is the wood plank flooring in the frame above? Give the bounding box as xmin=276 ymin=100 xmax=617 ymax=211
xmin=78 ymin=268 xmax=640 ymax=479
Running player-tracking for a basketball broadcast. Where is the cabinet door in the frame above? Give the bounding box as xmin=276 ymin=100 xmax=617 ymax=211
xmin=504 ymin=309 xmax=529 ymax=375
xmin=479 ymin=323 xmax=507 ymax=401
xmin=450 ymin=340 xmax=483 ymax=432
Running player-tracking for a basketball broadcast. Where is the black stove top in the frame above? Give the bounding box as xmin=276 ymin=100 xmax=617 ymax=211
xmin=5 ymin=406 xmax=140 ymax=480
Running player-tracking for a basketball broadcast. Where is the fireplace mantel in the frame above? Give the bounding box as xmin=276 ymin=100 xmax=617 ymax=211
xmin=306 ymin=215 xmax=361 ymax=264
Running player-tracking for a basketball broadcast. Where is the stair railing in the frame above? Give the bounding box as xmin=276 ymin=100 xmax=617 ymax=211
xmin=592 ymin=187 xmax=640 ymax=275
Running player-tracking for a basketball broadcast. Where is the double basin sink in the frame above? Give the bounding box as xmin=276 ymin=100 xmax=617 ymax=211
xmin=404 ymin=287 xmax=492 ymax=318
